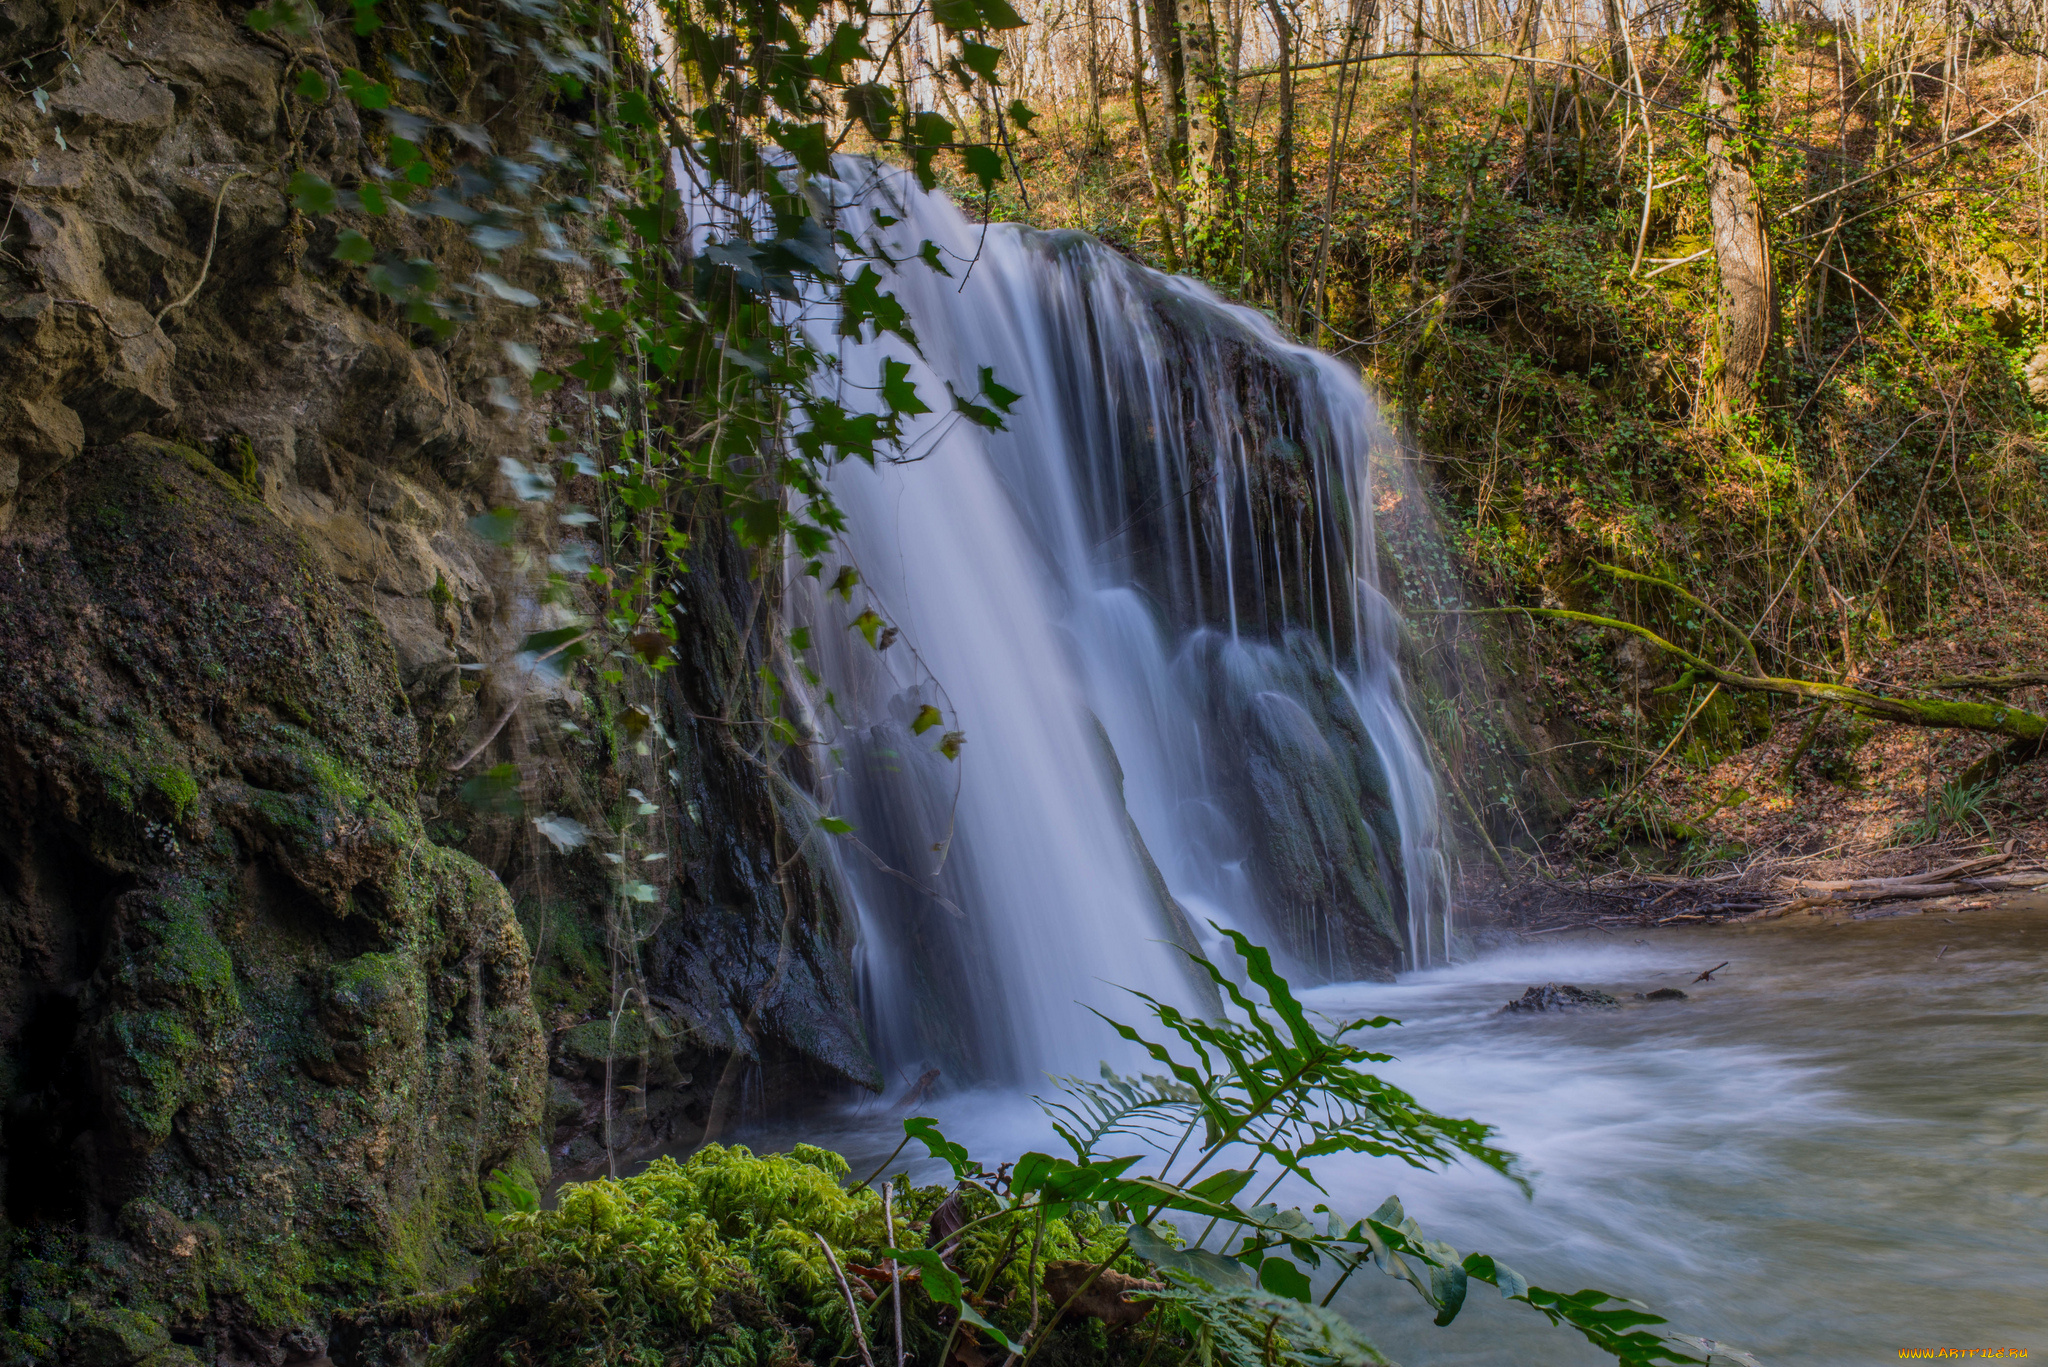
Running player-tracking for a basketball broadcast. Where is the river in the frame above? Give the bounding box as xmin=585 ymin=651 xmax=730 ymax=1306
xmin=718 ymin=901 xmax=2047 ymax=1364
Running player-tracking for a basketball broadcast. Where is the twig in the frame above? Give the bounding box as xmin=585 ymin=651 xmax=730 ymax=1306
xmin=448 ymin=700 xmax=521 ymax=772
xmin=102 ymin=171 xmax=259 ymax=339
xmin=886 ymin=1183 xmax=905 ymax=1367
xmin=815 ymin=1234 xmax=879 ymax=1367
xmin=853 ymin=1132 xmax=915 ymax=1195
xmin=1638 ymin=246 xmax=1710 ymax=280
xmin=1610 ymin=682 xmax=1722 ymax=812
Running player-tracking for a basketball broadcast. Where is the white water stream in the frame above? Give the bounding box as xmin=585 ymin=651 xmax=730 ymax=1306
xmin=784 ymin=161 xmax=1447 ymax=1086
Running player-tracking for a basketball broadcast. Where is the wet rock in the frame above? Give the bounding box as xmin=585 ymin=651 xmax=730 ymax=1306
xmin=547 ymin=1076 xmax=587 ymax=1127
xmin=1634 ymin=987 xmax=1689 ymax=1002
xmin=65 ymin=1301 xmax=171 ymax=1367
xmin=1501 ymin=983 xmax=1622 ymax=1012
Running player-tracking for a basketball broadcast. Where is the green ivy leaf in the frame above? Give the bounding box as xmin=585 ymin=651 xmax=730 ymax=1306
xmin=459 ymin=762 xmax=524 ymax=816
xmin=931 ymin=0 xmax=1025 ymax=31
xmin=617 ymin=90 xmax=658 ymax=129
xmin=820 ymin=815 xmax=854 ymax=834
xmin=332 ymin=229 xmax=375 ymax=263
xmin=468 ymin=507 xmax=518 ymax=545
xmin=959 ymin=143 xmax=1004 ymax=191
xmin=850 ymin=609 xmax=885 ymax=648
xmin=911 ymin=704 xmax=943 ymax=735
xmin=245 ymin=0 xmax=313 ymax=35
xmin=288 ymin=170 xmax=338 ymax=216
xmin=773 ymin=119 xmax=831 ymax=175
xmin=979 ymin=365 xmax=1021 ymax=412
xmin=880 ymin=358 xmax=929 ymax=416
xmin=959 ymin=39 xmax=1002 ymax=81
xmin=841 ymin=266 xmax=914 ymax=344
xmin=1260 ymin=1256 xmax=1315 ymax=1303
xmin=975 ymin=0 xmax=1027 ymax=28
xmin=910 ymin=111 xmax=956 ymax=148
xmin=294 ymin=69 xmax=329 ymax=100
xmin=338 ymin=67 xmax=391 ymax=109
xmin=843 ymin=81 xmax=894 ymax=142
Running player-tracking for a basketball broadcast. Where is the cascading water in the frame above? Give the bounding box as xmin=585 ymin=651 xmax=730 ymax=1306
xmin=759 ymin=161 xmax=1449 ymax=1086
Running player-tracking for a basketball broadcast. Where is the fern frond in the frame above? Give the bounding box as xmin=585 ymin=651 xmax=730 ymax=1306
xmin=1037 ymin=1062 xmax=1200 ymax=1160
xmin=1145 ymin=1277 xmax=1390 ymax=1367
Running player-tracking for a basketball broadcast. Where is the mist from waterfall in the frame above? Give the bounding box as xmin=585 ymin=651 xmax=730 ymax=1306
xmin=730 ymin=160 xmax=1449 ymax=1088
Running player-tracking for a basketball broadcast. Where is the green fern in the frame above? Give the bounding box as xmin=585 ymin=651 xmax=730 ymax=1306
xmin=1143 ymin=1278 xmax=1390 ymax=1367
xmin=1038 ymin=1062 xmax=1200 ymax=1160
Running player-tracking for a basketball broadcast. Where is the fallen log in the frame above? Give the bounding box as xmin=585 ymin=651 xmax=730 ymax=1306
xmin=1915 ymin=671 xmax=2048 ymax=692
xmin=1792 ymin=852 xmax=2012 ymax=892
xmin=1738 ymin=872 xmax=2048 ymax=919
xmin=1423 ymin=608 xmax=2047 ymax=763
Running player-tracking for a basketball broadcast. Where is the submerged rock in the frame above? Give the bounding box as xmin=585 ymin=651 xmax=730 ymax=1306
xmin=1635 ymin=987 xmax=1690 ymax=1002
xmin=1501 ymin=983 xmax=1622 ymax=1012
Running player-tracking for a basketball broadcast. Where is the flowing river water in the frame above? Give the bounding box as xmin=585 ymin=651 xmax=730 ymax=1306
xmin=708 ymin=903 xmax=2048 ymax=1364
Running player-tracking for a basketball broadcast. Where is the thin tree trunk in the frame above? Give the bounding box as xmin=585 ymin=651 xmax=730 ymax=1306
xmin=1310 ymin=0 xmax=1372 ymax=338
xmin=1179 ymin=0 xmax=1238 ymax=270
xmin=1265 ymin=0 xmax=1298 ymax=311
xmin=1605 ymin=0 xmax=1628 ymax=85
xmin=1129 ymin=0 xmax=1183 ymax=255
xmin=1148 ymin=0 xmax=1189 ymax=168
xmin=1696 ymin=0 xmax=1774 ymax=413
xmin=1087 ymin=0 xmax=1104 ymax=142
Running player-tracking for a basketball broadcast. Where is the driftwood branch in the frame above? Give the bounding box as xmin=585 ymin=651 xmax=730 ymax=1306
xmin=814 ymin=1234 xmax=879 ymax=1367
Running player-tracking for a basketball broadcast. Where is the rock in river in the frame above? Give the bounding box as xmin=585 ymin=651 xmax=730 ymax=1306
xmin=1502 ymin=983 xmax=1623 ymax=1012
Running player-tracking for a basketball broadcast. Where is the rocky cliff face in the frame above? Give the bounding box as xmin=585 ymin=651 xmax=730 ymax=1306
xmin=0 ymin=2 xmax=873 ymax=1359
xmin=0 ymin=435 xmax=547 ymax=1364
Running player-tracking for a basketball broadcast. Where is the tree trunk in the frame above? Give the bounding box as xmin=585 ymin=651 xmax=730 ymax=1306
xmin=1178 ymin=0 xmax=1237 ymax=271
xmin=1147 ymin=0 xmax=1189 ymax=169
xmin=1086 ymin=0 xmax=1103 ymax=143
xmin=1696 ymin=0 xmax=1773 ymax=413
xmin=1604 ymin=0 xmax=1628 ymax=86
xmin=1265 ymin=0 xmax=1296 ymax=233
xmin=1129 ymin=0 xmax=1183 ymax=259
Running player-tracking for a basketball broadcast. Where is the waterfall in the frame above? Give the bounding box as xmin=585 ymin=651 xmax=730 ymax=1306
xmin=722 ymin=160 xmax=1449 ymax=1087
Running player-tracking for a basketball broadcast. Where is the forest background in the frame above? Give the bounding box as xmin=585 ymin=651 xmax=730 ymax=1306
xmin=882 ymin=0 xmax=2048 ymax=869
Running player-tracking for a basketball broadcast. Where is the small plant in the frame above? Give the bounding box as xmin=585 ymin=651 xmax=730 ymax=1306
xmin=443 ymin=931 xmax=1748 ymax=1367
xmin=1898 ymin=778 xmax=1994 ymax=844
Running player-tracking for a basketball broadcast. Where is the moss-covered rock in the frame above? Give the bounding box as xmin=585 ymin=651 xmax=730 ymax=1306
xmin=0 ymin=435 xmax=547 ymax=1359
